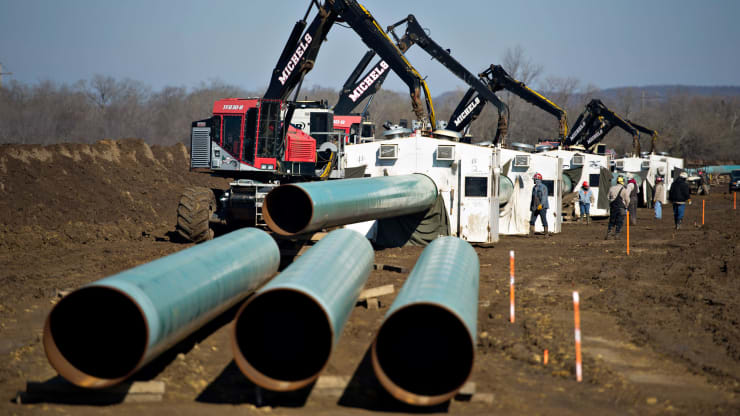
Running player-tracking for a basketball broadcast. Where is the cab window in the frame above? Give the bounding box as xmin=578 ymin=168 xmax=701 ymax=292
xmin=223 ymin=115 xmax=242 ymax=158
xmin=257 ymin=101 xmax=282 ymax=158
xmin=242 ymin=108 xmax=257 ymax=164
xmin=361 ymin=123 xmax=374 ymax=138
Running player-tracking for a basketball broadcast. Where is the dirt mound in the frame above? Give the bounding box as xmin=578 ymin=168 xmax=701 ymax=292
xmin=0 ymin=139 xmax=228 ymax=248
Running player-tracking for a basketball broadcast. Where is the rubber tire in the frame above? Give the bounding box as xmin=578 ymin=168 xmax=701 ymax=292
xmin=176 ymin=187 xmax=216 ymax=243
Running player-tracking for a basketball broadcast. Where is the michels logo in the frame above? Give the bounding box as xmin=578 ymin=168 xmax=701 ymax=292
xmin=349 ymin=61 xmax=389 ymax=102
xmin=453 ymin=96 xmax=481 ymax=126
xmin=279 ymin=33 xmax=313 ymax=85
xmin=586 ymin=129 xmax=603 ymax=146
xmin=568 ymin=122 xmax=586 ymax=142
xmin=223 ymin=104 xmax=244 ymax=110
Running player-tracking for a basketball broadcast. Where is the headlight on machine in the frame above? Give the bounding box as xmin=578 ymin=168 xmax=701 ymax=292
xmin=260 ymin=164 xmax=275 ymax=170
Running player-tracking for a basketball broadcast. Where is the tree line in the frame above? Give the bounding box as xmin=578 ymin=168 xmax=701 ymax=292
xmin=1 ymin=53 xmax=738 ymax=163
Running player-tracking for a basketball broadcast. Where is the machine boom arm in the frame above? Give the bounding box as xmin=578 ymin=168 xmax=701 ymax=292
xmin=626 ymin=119 xmax=658 ymax=154
xmin=447 ymin=87 xmax=482 ymax=134
xmin=334 ymin=31 xmax=416 ymax=115
xmin=264 ymin=1 xmax=436 ymax=127
xmin=478 ymin=65 xmax=568 ymax=139
xmin=332 ymin=1 xmax=435 ymax=126
xmin=564 ymin=99 xmax=639 ymax=154
xmin=264 ymin=1 xmax=338 ymax=101
xmin=393 ymin=15 xmax=508 ymax=143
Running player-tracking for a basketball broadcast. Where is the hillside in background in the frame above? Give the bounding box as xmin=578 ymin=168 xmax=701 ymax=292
xmin=1 ymin=77 xmax=738 ymax=164
xmin=598 ymin=85 xmax=740 ymax=102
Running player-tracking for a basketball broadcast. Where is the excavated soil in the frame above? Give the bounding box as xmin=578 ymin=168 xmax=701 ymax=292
xmin=1 ymin=140 xmax=739 ymax=415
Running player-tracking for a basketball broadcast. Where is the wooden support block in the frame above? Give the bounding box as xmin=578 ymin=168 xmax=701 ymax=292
xmin=453 ymin=382 xmax=476 ymax=401
xmin=310 ymin=232 xmax=328 ymax=241
xmin=458 ymin=381 xmax=476 ymax=396
xmin=382 ymin=264 xmax=408 ymax=273
xmin=315 ymin=375 xmax=351 ymax=390
xmin=367 ymin=298 xmax=380 ymax=310
xmin=373 ymin=263 xmax=409 ymax=274
xmin=357 ymin=284 xmax=394 ymax=301
xmin=313 ymin=375 xmax=351 ymax=398
xmin=123 ymin=381 xmax=166 ymax=394
xmin=471 ymin=392 xmax=494 ymax=405
xmin=122 ymin=393 xmax=164 ymax=403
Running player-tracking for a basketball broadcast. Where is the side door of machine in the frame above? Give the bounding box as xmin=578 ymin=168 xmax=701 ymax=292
xmin=459 ymin=153 xmax=492 ymax=242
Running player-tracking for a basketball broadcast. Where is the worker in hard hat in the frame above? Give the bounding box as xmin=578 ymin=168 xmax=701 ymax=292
xmin=577 ymin=181 xmax=595 ymax=224
xmin=529 ymin=173 xmax=549 ymax=237
xmin=605 ymin=176 xmax=629 ymax=239
xmin=653 ymin=176 xmax=666 ymax=219
xmin=668 ymin=171 xmax=691 ymax=230
xmin=698 ymin=170 xmax=710 ymax=195
xmin=627 ymin=178 xmax=638 ymax=225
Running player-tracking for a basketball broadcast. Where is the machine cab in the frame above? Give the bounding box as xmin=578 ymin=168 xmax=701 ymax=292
xmin=290 ymin=100 xmax=335 ymax=149
xmin=190 ymin=98 xmax=316 ymax=175
xmin=333 ymin=115 xmax=376 ymax=144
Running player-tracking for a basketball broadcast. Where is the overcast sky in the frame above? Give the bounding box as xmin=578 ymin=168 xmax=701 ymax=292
xmin=1 ymin=0 xmax=739 ymax=94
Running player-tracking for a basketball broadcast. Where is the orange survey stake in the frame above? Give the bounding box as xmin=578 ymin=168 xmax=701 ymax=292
xmin=626 ymin=211 xmax=630 ymax=255
xmin=573 ymin=291 xmax=582 ymax=382
xmin=509 ymin=250 xmax=515 ymax=323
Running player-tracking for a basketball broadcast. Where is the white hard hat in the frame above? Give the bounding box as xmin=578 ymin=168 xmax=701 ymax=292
xmin=680 ymin=171 xmax=688 ymax=178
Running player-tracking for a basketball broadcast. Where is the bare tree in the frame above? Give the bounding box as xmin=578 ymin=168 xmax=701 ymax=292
xmin=499 ymin=45 xmax=544 ymax=141
xmin=615 ymin=87 xmax=638 ymax=119
xmin=85 ymin=74 xmax=120 ymax=109
xmin=502 ymin=45 xmax=543 ymax=85
xmin=543 ymin=76 xmax=579 ymax=107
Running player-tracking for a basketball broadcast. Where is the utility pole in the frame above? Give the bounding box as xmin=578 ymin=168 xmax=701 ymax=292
xmin=0 ymin=63 xmax=13 ymax=89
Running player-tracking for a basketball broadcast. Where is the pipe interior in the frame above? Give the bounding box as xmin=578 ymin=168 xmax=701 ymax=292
xmin=47 ymin=287 xmax=148 ymax=380
xmin=375 ymin=304 xmax=474 ymax=397
xmin=263 ymin=186 xmax=313 ymax=234
xmin=235 ymin=289 xmax=332 ymax=382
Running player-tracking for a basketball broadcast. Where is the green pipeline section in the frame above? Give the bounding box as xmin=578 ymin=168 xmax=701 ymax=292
xmin=232 ymin=228 xmax=374 ymax=391
xmin=562 ymin=173 xmax=573 ymax=194
xmin=43 ymin=228 xmax=280 ymax=388
xmin=262 ymin=174 xmax=438 ymax=236
xmin=371 ymin=236 xmax=479 ymax=406
xmin=499 ymin=174 xmax=514 ymax=203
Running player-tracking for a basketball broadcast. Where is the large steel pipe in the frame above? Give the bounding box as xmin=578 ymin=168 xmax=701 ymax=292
xmin=262 ymin=174 xmax=438 ymax=236
xmin=232 ymin=228 xmax=373 ymax=391
xmin=372 ymin=237 xmax=479 ymax=406
xmin=499 ymin=174 xmax=514 ymax=204
xmin=43 ymin=228 xmax=280 ymax=388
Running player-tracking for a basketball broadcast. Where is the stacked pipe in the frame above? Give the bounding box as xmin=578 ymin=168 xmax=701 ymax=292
xmin=232 ymin=228 xmax=374 ymax=390
xmin=44 ymin=173 xmax=481 ymax=407
xmin=43 ymin=228 xmax=280 ymax=388
xmin=372 ymin=236 xmax=479 ymax=405
xmin=262 ymin=174 xmax=438 ymax=236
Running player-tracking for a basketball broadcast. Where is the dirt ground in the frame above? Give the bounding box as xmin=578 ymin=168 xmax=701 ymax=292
xmin=1 ymin=140 xmax=739 ymax=415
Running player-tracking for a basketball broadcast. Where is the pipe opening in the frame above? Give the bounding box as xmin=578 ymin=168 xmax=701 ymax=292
xmin=374 ymin=304 xmax=474 ymax=398
xmin=45 ymin=287 xmax=147 ymax=381
xmin=263 ymin=186 xmax=313 ymax=235
xmin=235 ymin=289 xmax=332 ymax=386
